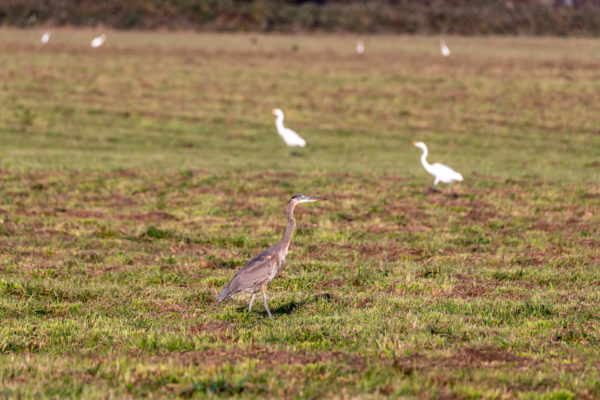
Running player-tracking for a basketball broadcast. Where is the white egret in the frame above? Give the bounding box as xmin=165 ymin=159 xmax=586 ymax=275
xmin=413 ymin=141 xmax=463 ymax=196
xmin=272 ymin=108 xmax=306 ymax=151
xmin=356 ymin=39 xmax=364 ymax=54
xmin=440 ymin=39 xmax=450 ymax=57
xmin=41 ymin=31 xmax=50 ymax=44
xmin=90 ymin=34 xmax=106 ymax=48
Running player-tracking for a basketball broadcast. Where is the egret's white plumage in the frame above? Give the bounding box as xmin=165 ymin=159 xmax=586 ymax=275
xmin=41 ymin=31 xmax=50 ymax=44
xmin=356 ymin=39 xmax=364 ymax=54
xmin=440 ymin=39 xmax=450 ymax=57
xmin=91 ymin=34 xmax=106 ymax=48
xmin=272 ymin=108 xmax=306 ymax=148
xmin=413 ymin=141 xmax=462 ymax=194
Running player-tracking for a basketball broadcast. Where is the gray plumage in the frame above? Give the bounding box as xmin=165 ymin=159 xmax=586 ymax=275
xmin=216 ymin=194 xmax=321 ymax=320
xmin=216 ymin=247 xmax=277 ymax=302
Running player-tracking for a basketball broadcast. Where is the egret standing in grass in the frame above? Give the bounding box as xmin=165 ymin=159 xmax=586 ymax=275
xmin=356 ymin=39 xmax=364 ymax=54
xmin=216 ymin=194 xmax=322 ymax=320
xmin=272 ymin=108 xmax=306 ymax=153
xmin=413 ymin=141 xmax=463 ymax=196
xmin=440 ymin=39 xmax=451 ymax=57
xmin=91 ymin=34 xmax=106 ymax=48
xmin=41 ymin=31 xmax=50 ymax=44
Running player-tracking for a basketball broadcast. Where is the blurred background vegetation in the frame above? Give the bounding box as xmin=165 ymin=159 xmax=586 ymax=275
xmin=3 ymin=0 xmax=600 ymax=35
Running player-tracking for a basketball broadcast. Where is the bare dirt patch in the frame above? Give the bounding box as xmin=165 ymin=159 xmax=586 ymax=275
xmin=141 ymin=299 xmax=189 ymax=319
xmin=32 ymin=228 xmax=72 ymax=239
xmin=464 ymin=204 xmax=498 ymax=224
xmin=117 ymin=211 xmax=180 ymax=222
xmin=393 ymin=346 xmax=531 ymax=373
xmin=449 ymin=274 xmax=502 ymax=299
xmin=447 ymin=273 xmax=533 ymax=300
xmin=318 ymin=279 xmax=345 ymax=289
xmin=82 ymin=194 xmax=139 ymax=208
xmin=162 ymin=345 xmax=530 ymax=377
xmin=166 ymin=346 xmax=368 ymax=371
xmin=189 ymin=321 xmax=235 ymax=337
xmin=359 ymin=243 xmax=423 ymax=261
xmin=67 ymin=209 xmax=106 ymax=219
xmin=386 ymin=204 xmax=429 ymax=222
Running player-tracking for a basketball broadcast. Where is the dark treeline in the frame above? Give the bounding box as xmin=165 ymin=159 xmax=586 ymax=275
xmin=3 ymin=0 xmax=600 ymax=35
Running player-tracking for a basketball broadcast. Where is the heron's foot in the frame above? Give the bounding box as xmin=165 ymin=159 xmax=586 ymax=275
xmin=262 ymin=290 xmax=274 ymax=321
xmin=450 ymin=192 xmax=459 ymax=199
xmin=263 ymin=303 xmax=274 ymax=321
xmin=427 ymin=187 xmax=441 ymax=194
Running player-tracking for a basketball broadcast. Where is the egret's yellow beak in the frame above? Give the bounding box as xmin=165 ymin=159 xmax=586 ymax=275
xmin=412 ymin=141 xmax=418 ymax=146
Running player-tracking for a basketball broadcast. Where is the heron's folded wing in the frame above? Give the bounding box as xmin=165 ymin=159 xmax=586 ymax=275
xmin=282 ymin=128 xmax=306 ymax=147
xmin=220 ymin=247 xmax=278 ymax=298
xmin=431 ymin=163 xmax=460 ymax=178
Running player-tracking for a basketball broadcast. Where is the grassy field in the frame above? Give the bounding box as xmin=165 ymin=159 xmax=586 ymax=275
xmin=0 ymin=28 xmax=599 ymax=398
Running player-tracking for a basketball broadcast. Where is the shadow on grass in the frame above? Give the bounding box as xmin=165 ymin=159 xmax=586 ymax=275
xmin=236 ymin=299 xmax=308 ymax=318
xmin=235 ymin=297 xmax=315 ymax=318
xmin=234 ymin=294 xmax=335 ymax=318
xmin=271 ymin=299 xmax=308 ymax=315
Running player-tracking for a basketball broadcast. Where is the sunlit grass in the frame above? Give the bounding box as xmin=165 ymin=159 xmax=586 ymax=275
xmin=0 ymin=28 xmax=598 ymax=398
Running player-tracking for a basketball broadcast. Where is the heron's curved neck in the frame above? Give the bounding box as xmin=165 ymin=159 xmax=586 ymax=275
xmin=275 ymin=114 xmax=284 ymax=129
xmin=420 ymin=147 xmax=433 ymax=173
xmin=278 ymin=202 xmax=296 ymax=253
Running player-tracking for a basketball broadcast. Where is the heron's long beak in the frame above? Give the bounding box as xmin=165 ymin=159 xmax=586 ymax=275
xmin=305 ymin=196 xmax=322 ymax=202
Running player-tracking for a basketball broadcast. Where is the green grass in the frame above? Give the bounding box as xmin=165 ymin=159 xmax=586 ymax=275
xmin=0 ymin=28 xmax=599 ymax=399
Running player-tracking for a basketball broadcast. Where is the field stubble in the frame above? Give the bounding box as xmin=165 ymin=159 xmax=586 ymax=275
xmin=0 ymin=29 xmax=599 ymax=398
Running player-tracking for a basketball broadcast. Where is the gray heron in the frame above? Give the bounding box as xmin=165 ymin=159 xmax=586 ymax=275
xmin=216 ymin=194 xmax=322 ymax=320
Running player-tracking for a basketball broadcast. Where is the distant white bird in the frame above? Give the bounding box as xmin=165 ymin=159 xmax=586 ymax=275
xmin=356 ymin=39 xmax=364 ymax=54
xmin=90 ymin=34 xmax=106 ymax=48
xmin=41 ymin=31 xmax=50 ymax=44
xmin=440 ymin=39 xmax=451 ymax=57
xmin=272 ymin=108 xmax=306 ymax=151
xmin=413 ymin=141 xmax=463 ymax=196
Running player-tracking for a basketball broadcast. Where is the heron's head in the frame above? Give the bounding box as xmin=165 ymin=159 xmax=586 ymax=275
xmin=272 ymin=108 xmax=284 ymax=118
xmin=412 ymin=141 xmax=427 ymax=151
xmin=289 ymin=194 xmax=321 ymax=205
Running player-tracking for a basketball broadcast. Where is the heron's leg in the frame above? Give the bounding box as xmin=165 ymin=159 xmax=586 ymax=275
xmin=429 ymin=178 xmax=440 ymax=193
xmin=450 ymin=185 xmax=458 ymax=198
xmin=261 ymin=283 xmax=273 ymax=321
xmin=248 ymin=293 xmax=256 ymax=311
